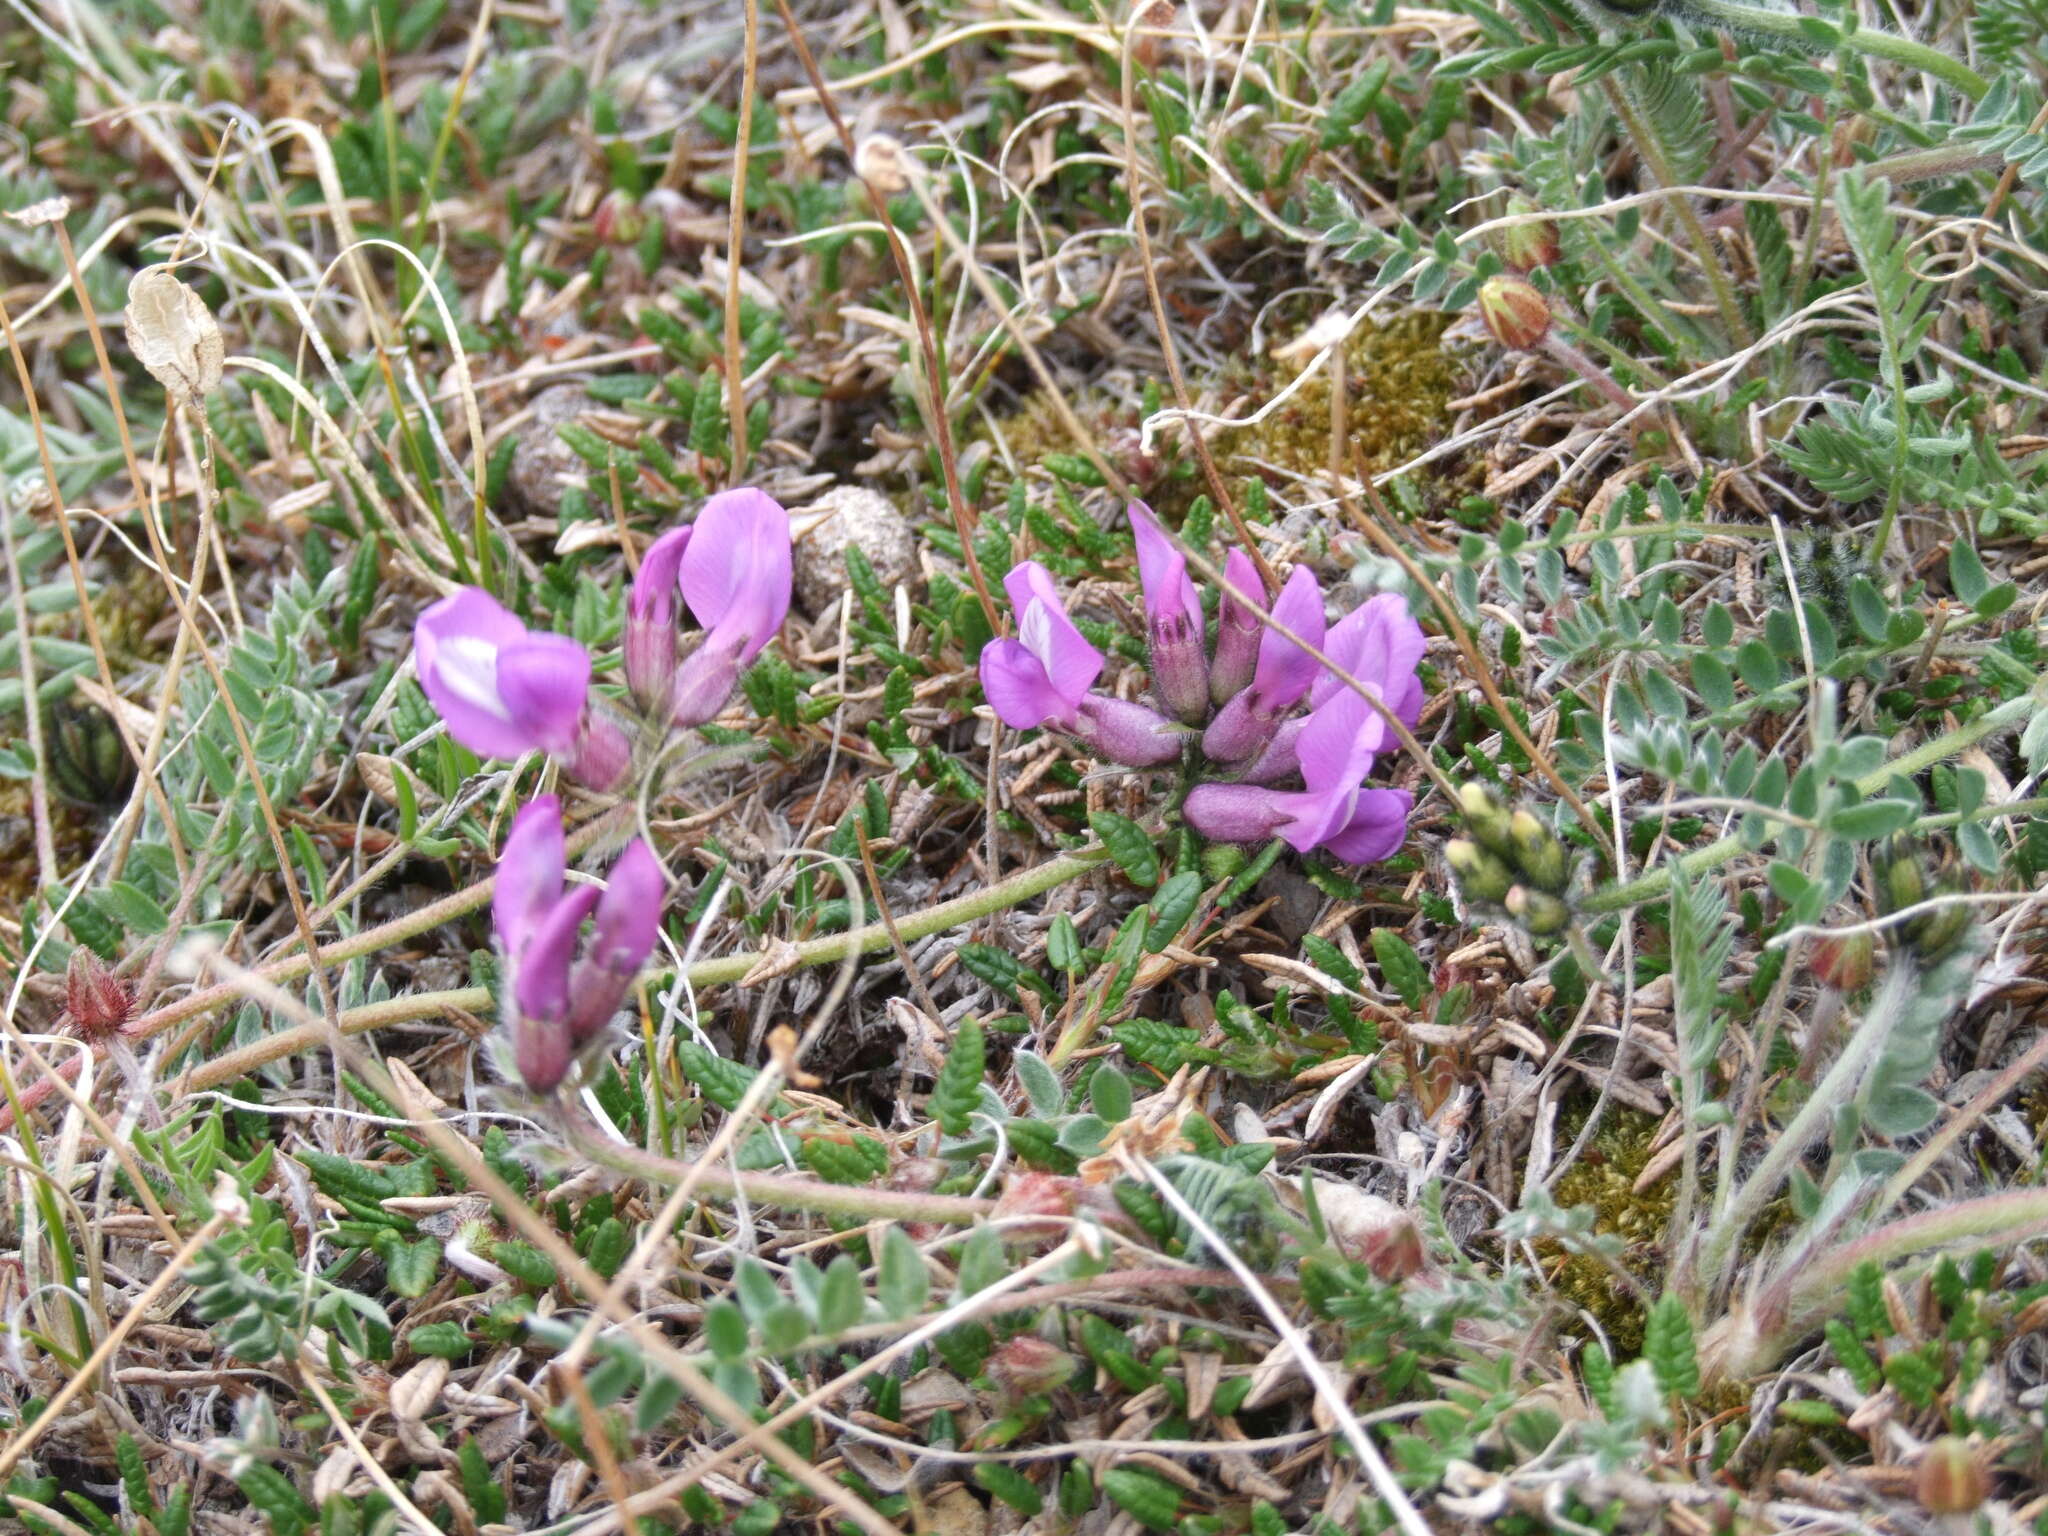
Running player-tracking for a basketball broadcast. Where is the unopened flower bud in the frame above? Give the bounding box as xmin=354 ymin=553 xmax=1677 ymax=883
xmin=1499 ymin=196 xmax=1561 ymax=272
xmin=1505 ymin=885 xmax=1570 ymax=936
xmin=1446 ymin=839 xmax=1514 ymax=905
xmin=592 ymin=190 xmax=643 ymax=245
xmin=66 ymin=949 xmax=134 ymax=1041
xmin=1478 ymin=275 xmax=1551 ymax=351
xmin=855 ymin=135 xmax=911 ymax=195
xmin=1908 ymin=900 xmax=1972 ymax=965
xmin=1879 ymin=845 xmax=1926 ymax=915
xmin=1457 ymin=781 xmax=1517 ymax=857
xmin=1809 ymin=931 xmax=1875 ymax=992
xmin=1915 ymin=1436 xmax=1987 ymax=1515
xmin=986 ymin=1335 xmax=1077 ymax=1401
xmin=1508 ymin=809 xmax=1569 ymax=894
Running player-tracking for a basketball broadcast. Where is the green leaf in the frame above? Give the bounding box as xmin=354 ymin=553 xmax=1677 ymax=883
xmin=704 ymin=1300 xmax=750 ymax=1361
xmin=876 ymin=1226 xmax=928 ymax=1320
xmin=1101 ymin=1468 xmax=1181 ymax=1530
xmin=930 ymin=1017 xmax=986 ymax=1137
xmin=377 ymin=1234 xmax=441 ymax=1299
xmin=1644 ymin=1294 xmax=1700 ymax=1400
xmin=1828 ymin=797 xmax=1916 ymax=841
xmin=1949 ymin=539 xmax=1991 ymax=606
xmin=972 ymin=1464 xmax=1044 ymax=1516
xmin=816 ymin=1254 xmax=865 ymax=1336
xmin=406 ymin=1320 xmax=473 ymax=1360
xmin=1143 ymin=871 xmax=1202 ymax=950
xmin=1369 ymin=928 xmax=1428 ymax=1010
xmin=1089 ymin=811 xmax=1160 ymax=887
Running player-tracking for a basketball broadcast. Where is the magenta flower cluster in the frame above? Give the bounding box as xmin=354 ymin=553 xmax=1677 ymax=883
xmin=411 ymin=488 xmax=794 ymax=1093
xmin=413 ymin=488 xmax=794 ymax=792
xmin=980 ymin=505 xmax=1422 ymax=864
xmin=493 ymin=796 xmax=662 ymax=1093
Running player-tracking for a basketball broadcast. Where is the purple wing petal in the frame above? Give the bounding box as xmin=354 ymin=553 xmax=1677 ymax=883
xmin=626 ymin=525 xmax=692 ymax=705
xmin=1296 ymin=686 xmax=1387 ymax=797
xmin=980 ymin=639 xmax=1075 ymax=729
xmin=1003 ymin=560 xmax=1067 ymax=620
xmin=493 ymin=795 xmax=564 ymax=961
xmin=1250 ymin=566 xmax=1326 ymax=710
xmin=494 ymin=632 xmax=593 ymax=756
xmin=569 ymin=840 xmax=665 ymax=1045
xmin=678 ymin=489 xmax=793 ymax=662
xmin=511 ymin=883 xmax=598 ymax=1028
xmin=1319 ymin=788 xmax=1413 ymax=864
xmin=1130 ymin=504 xmax=1198 ymax=628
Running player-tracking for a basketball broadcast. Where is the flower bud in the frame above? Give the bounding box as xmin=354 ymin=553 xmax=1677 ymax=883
xmin=986 ymin=1336 xmax=1077 ymax=1401
xmin=1505 ymin=885 xmax=1570 ymax=936
xmin=1477 ymin=275 xmax=1551 ymax=351
xmin=1809 ymin=931 xmax=1875 ymax=992
xmin=592 ymin=190 xmax=643 ymax=245
xmin=1508 ymin=809 xmax=1569 ymax=894
xmin=1915 ymin=1436 xmax=1987 ymax=1515
xmin=1879 ymin=845 xmax=1927 ymax=915
xmin=1499 ymin=196 xmax=1561 ymax=272
xmin=65 ymin=949 xmax=134 ymax=1041
xmin=1446 ymin=839 xmax=1514 ymax=905
xmin=1457 ymin=781 xmax=1517 ymax=858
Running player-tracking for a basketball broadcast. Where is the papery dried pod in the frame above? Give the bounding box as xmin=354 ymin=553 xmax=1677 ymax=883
xmin=124 ymin=267 xmax=224 ymax=409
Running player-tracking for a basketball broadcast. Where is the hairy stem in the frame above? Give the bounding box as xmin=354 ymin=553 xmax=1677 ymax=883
xmin=1582 ymin=688 xmax=2041 ymax=915
xmin=171 ymin=847 xmax=1111 ymax=1097
xmin=557 ymin=1098 xmax=993 ymax=1224
xmin=1678 ymin=0 xmax=1989 ymax=100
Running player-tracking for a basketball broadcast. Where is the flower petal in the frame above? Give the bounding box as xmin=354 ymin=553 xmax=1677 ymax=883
xmin=494 ymin=632 xmax=593 ymax=755
xmin=512 ymin=882 xmax=599 ymax=1028
xmin=678 ymin=488 xmax=793 ymax=662
xmin=1002 ymin=561 xmax=1104 ymax=703
xmin=1319 ymin=788 xmax=1413 ymax=864
xmin=493 ymin=795 xmax=565 ymax=962
xmin=980 ymin=638 xmax=1074 ymax=729
xmin=1130 ymin=504 xmax=1208 ymax=720
xmin=1250 ymin=565 xmax=1326 ymax=710
xmin=1209 ymin=549 xmax=1264 ymax=704
xmin=415 ymin=588 xmax=545 ymax=759
xmin=569 ymin=840 xmax=665 ymax=1045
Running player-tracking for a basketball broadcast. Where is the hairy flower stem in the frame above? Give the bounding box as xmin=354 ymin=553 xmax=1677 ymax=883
xmin=1692 ymin=959 xmax=1915 ymax=1302
xmin=1602 ymin=80 xmax=1754 ymax=351
xmin=163 ymin=847 xmax=1113 ymax=1100
xmin=556 ymin=1098 xmax=992 ymax=1225
xmin=1675 ymin=0 xmax=1990 ymax=101
xmin=1582 ymin=687 xmax=2042 ymax=917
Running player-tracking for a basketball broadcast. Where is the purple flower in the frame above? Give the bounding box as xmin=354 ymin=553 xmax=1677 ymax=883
xmin=1201 ymin=565 xmax=1326 ymax=763
xmin=625 ymin=524 xmax=692 ymax=710
xmin=415 ymin=589 xmax=593 ymax=761
xmin=980 ymin=562 xmax=1105 ymax=730
xmin=1308 ymin=592 xmax=1427 ymax=730
xmin=981 ymin=562 xmax=1182 ymax=767
xmin=1183 ymin=686 xmax=1413 ymax=862
xmin=493 ymin=796 xmax=664 ymax=1093
xmin=662 ymin=489 xmax=795 ymax=729
xmin=1130 ymin=503 xmax=1208 ymax=722
xmin=1208 ymin=550 xmax=1265 ymax=705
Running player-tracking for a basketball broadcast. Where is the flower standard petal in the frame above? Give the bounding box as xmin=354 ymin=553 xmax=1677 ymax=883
xmin=1006 ymin=562 xmax=1104 ymax=699
xmin=1130 ymin=504 xmax=1208 ymax=721
xmin=510 ymin=883 xmax=599 ymax=1095
xmin=492 ymin=795 xmax=565 ymax=963
xmin=1208 ymin=549 xmax=1264 ymax=704
xmin=625 ymin=525 xmax=692 ymax=707
xmin=1251 ymin=565 xmax=1327 ymax=709
xmin=678 ymin=488 xmax=793 ymax=662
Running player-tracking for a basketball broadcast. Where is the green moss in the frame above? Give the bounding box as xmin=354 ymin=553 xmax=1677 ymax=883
xmin=1544 ymin=1108 xmax=1677 ymax=1355
xmin=1213 ymin=309 xmax=1463 ymax=484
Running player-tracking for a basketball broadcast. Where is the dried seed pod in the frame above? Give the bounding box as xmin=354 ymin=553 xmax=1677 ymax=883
xmin=1477 ymin=274 xmax=1551 ymax=351
xmin=1915 ymin=1436 xmax=1987 ymax=1515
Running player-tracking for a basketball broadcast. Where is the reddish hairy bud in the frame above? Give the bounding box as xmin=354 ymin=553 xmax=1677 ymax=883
xmin=1915 ymin=1436 xmax=1987 ymax=1515
xmin=986 ymin=1335 xmax=1077 ymax=1401
xmin=66 ymin=950 xmax=135 ymax=1041
xmin=1477 ymin=275 xmax=1551 ymax=351
xmin=1499 ymin=196 xmax=1561 ymax=272
xmin=1809 ymin=931 xmax=1875 ymax=992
